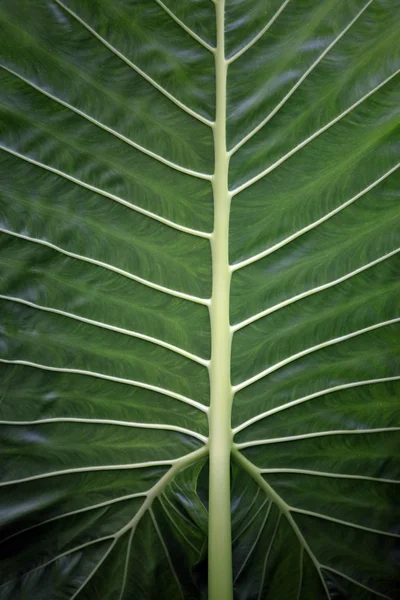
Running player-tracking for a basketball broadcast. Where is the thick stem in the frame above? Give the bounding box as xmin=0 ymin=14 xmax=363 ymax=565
xmin=208 ymin=1 xmax=233 ymax=599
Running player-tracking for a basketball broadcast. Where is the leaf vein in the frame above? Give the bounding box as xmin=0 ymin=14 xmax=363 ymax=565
xmin=150 ymin=508 xmax=185 ymax=599
xmin=159 ymin=495 xmax=200 ymax=554
xmin=155 ymin=0 xmax=215 ymax=52
xmin=0 ymin=418 xmax=207 ymax=443
xmin=0 ymin=228 xmax=210 ymax=306
xmin=0 ymin=493 xmax=148 ymax=547
xmin=257 ymin=513 xmax=282 ymax=600
xmin=54 ymin=0 xmax=214 ymax=127
xmin=0 ymin=294 xmax=209 ymax=366
xmin=320 ymin=566 xmax=394 ymax=600
xmin=234 ymin=501 xmax=272 ymax=583
xmin=227 ymin=0 xmax=291 ymax=64
xmin=232 ymin=249 xmax=399 ymax=331
xmin=229 ymin=0 xmax=374 ymax=153
xmin=0 ymin=65 xmax=212 ymax=181
xmin=0 ymin=145 xmax=211 ymax=239
xmin=0 ymin=358 xmax=208 ymax=412
xmin=0 ymin=536 xmax=115 ymax=592
xmin=0 ymin=461 xmax=176 ymax=488
xmin=233 ymin=319 xmax=400 ymax=393
xmin=231 ymin=69 xmax=399 ymax=194
xmin=236 ymin=427 xmax=400 ymax=448
xmin=231 ymin=164 xmax=399 ymax=271
xmin=290 ymin=507 xmax=400 ymax=538
xmin=259 ymin=469 xmax=400 ymax=485
xmin=233 ymin=377 xmax=400 ymax=432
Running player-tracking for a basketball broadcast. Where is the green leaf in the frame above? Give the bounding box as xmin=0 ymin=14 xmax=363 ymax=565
xmin=0 ymin=1 xmax=399 ymax=599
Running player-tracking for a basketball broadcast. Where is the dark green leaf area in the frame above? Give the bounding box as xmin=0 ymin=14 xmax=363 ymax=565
xmin=231 ymin=192 xmax=399 ymax=325
xmin=0 ymin=0 xmax=215 ymax=173
xmin=67 ymin=533 xmax=132 ymax=600
xmin=323 ymin=569 xmax=397 ymax=600
xmin=0 ymin=299 xmax=210 ymax=404
xmin=1 ymin=423 xmax=201 ymax=482
xmin=243 ymin=430 xmax=399 ymax=481
xmin=0 ymin=537 xmax=112 ymax=600
xmin=0 ymin=498 xmax=143 ymax=586
xmin=0 ymin=461 xmax=208 ymax=599
xmin=231 ymin=328 xmax=399 ymax=430
xmin=300 ymin=517 xmax=399 ymax=599
xmin=227 ymin=0 xmax=399 ymax=172
xmin=115 ymin=510 xmax=200 ymax=600
xmin=234 ymin=379 xmax=400 ymax=444
xmin=0 ymin=151 xmax=212 ymax=298
xmin=162 ymin=460 xmax=209 ymax=541
xmin=231 ymin=276 xmax=398 ymax=387
xmin=230 ymin=461 xmax=265 ymax=536
xmin=0 ymin=364 xmax=208 ymax=435
xmin=233 ymin=503 xmax=301 ymax=600
xmin=231 ymin=463 xmax=313 ymax=600
xmin=0 ymin=234 xmax=211 ymax=359
xmin=300 ymin=553 xmax=329 ymax=600
xmin=265 ymin=473 xmax=398 ymax=535
xmin=0 ymin=468 xmax=165 ymax=540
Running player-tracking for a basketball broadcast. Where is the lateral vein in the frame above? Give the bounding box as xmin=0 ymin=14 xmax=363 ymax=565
xmin=0 ymin=358 xmax=208 ymax=412
xmin=320 ymin=566 xmax=394 ymax=600
xmin=0 ymin=294 xmax=209 ymax=367
xmin=155 ymin=0 xmax=215 ymax=53
xmin=70 ymin=540 xmax=118 ymax=600
xmin=54 ymin=0 xmax=214 ymax=127
xmin=229 ymin=0 xmax=374 ymax=153
xmin=233 ymin=377 xmax=400 ymax=433
xmin=236 ymin=427 xmax=400 ymax=448
xmin=296 ymin=547 xmax=304 ymax=600
xmin=150 ymin=508 xmax=185 ymax=599
xmin=0 ymin=145 xmax=211 ymax=238
xmin=234 ymin=501 xmax=272 ymax=583
xmin=0 ymin=536 xmax=116 ymax=591
xmin=0 ymin=228 xmax=210 ymax=306
xmin=290 ymin=507 xmax=400 ymax=538
xmin=257 ymin=513 xmax=282 ymax=600
xmin=232 ymin=249 xmax=399 ymax=331
xmin=231 ymin=69 xmax=399 ymax=195
xmin=227 ymin=0 xmax=291 ymax=64
xmin=258 ymin=468 xmax=400 ymax=485
xmin=0 ymin=65 xmax=212 ymax=181
xmin=0 ymin=492 xmax=148 ymax=547
xmin=159 ymin=495 xmax=200 ymax=554
xmin=118 ymin=528 xmax=135 ymax=600
xmin=231 ymin=490 xmax=264 ymax=544
xmin=231 ymin=164 xmax=399 ymax=271
xmin=0 ymin=460 xmax=176 ymax=488
xmin=233 ymin=319 xmax=400 ymax=393
xmin=0 ymin=418 xmax=207 ymax=443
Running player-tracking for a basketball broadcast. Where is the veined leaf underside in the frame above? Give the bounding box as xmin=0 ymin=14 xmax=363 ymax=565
xmin=0 ymin=0 xmax=399 ymax=599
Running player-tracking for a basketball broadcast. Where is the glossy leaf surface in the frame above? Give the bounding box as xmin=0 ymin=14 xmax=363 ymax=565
xmin=0 ymin=1 xmax=399 ymax=599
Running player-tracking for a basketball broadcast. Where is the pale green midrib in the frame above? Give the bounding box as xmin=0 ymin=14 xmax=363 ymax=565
xmin=207 ymin=1 xmax=234 ymax=599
